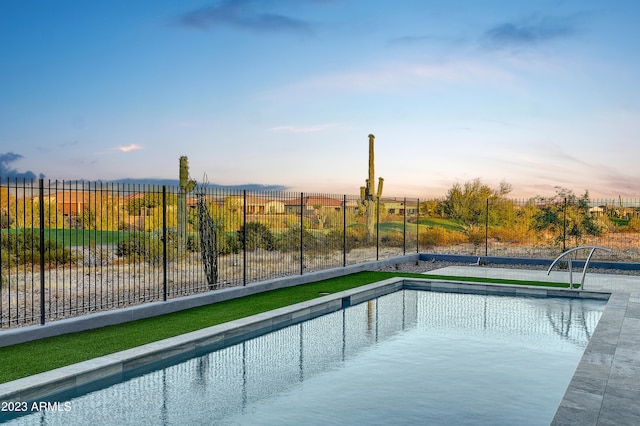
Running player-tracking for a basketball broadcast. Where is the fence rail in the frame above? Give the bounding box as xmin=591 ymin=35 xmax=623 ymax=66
xmin=1 ymin=178 xmax=639 ymax=328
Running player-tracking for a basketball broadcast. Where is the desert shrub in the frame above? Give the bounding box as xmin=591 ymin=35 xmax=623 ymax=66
xmin=467 ymin=226 xmax=485 ymax=248
xmin=419 ymin=227 xmax=467 ymax=247
xmin=380 ymin=229 xmax=405 ymax=247
xmin=237 ymin=222 xmax=275 ymax=251
xmin=117 ymin=232 xmax=162 ymax=263
xmin=186 ymin=234 xmax=199 ymax=252
xmin=344 ymin=224 xmax=370 ymax=250
xmin=218 ymin=232 xmax=241 ymax=255
xmin=626 ymin=217 xmax=640 ymax=232
xmin=0 ymin=230 xmax=73 ymax=267
xmin=117 ymin=229 xmax=194 ymax=264
xmin=489 ymin=225 xmax=531 ymax=244
xmin=303 ymin=231 xmax=324 ymax=252
xmin=1 ymin=213 xmax=13 ymax=229
xmin=325 ymin=228 xmax=345 ymax=251
xmin=326 ymin=225 xmax=374 ymax=252
xmin=80 ymin=245 xmax=115 ymax=266
xmin=276 ymin=225 xmax=322 ymax=252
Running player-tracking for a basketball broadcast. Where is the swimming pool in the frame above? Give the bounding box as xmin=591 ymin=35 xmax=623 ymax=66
xmin=3 ymin=286 xmax=605 ymax=425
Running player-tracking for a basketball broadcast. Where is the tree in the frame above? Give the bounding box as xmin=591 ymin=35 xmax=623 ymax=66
xmin=531 ymin=187 xmax=604 ymax=247
xmin=442 ymin=179 xmax=512 ymax=226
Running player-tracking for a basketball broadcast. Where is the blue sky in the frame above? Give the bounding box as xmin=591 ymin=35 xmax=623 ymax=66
xmin=1 ymin=0 xmax=639 ymax=198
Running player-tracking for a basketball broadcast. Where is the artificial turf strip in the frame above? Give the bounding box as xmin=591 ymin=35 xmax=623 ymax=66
xmin=0 ymin=271 xmax=569 ymax=384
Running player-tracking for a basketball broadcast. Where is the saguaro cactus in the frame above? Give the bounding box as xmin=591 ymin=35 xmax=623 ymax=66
xmin=360 ymin=134 xmax=384 ymax=244
xmin=178 ymin=156 xmax=196 ymax=247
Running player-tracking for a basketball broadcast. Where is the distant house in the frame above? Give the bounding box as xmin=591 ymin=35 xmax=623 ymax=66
xmin=48 ymin=192 xmax=91 ymax=216
xmin=285 ymin=195 xmax=344 ymax=214
xmin=381 ymin=198 xmax=417 ymax=215
xmin=222 ymin=195 xmax=286 ymax=214
xmin=345 ymin=199 xmax=360 ymax=210
xmin=589 ymin=206 xmax=605 ymax=217
xmin=265 ymin=200 xmax=285 ymax=214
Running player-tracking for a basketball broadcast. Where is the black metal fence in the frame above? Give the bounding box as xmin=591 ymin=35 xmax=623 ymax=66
xmin=1 ymin=178 xmax=639 ymax=328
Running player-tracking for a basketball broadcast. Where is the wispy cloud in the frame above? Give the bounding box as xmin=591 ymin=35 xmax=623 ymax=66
xmin=280 ymin=60 xmax=516 ymax=94
xmin=178 ymin=0 xmax=314 ymax=34
xmin=269 ymin=123 xmax=338 ymax=133
xmin=118 ymin=144 xmax=143 ymax=152
xmin=481 ymin=15 xmax=575 ymax=49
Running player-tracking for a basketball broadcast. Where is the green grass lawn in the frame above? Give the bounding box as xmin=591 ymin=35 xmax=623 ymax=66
xmin=42 ymin=228 xmax=129 ymax=245
xmin=0 ymin=271 xmax=570 ymax=384
xmin=377 ymin=221 xmax=408 ymax=232
xmin=1 ymin=228 xmax=133 ymax=245
xmin=415 ymin=217 xmax=466 ymax=232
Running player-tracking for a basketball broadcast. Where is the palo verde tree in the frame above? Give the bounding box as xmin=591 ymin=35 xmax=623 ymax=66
xmin=531 ymin=187 xmax=605 ymax=248
xmin=442 ymin=179 xmax=513 ymax=227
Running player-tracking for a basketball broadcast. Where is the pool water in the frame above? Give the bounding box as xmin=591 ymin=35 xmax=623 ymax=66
xmin=5 ymin=290 xmax=605 ymax=425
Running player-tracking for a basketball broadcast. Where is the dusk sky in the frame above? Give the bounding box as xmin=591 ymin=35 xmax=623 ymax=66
xmin=1 ymin=0 xmax=639 ymax=199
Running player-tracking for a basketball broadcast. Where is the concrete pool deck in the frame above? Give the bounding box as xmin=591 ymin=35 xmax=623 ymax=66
xmin=425 ymin=266 xmax=640 ymax=426
xmin=1 ymin=266 xmax=638 ymax=425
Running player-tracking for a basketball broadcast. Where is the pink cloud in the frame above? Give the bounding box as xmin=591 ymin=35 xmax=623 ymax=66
xmin=118 ymin=144 xmax=143 ymax=152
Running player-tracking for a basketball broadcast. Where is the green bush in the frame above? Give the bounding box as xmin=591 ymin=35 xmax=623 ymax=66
xmin=325 ymin=228 xmax=345 ymax=251
xmin=276 ymin=225 xmax=322 ymax=252
xmin=380 ymin=229 xmax=405 ymax=247
xmin=186 ymin=234 xmax=199 ymax=252
xmin=116 ymin=229 xmax=195 ymax=264
xmin=216 ymin=232 xmax=241 ymax=255
xmin=117 ymin=232 xmax=161 ymax=263
xmin=237 ymin=222 xmax=275 ymax=251
xmin=338 ymin=224 xmax=369 ymax=251
xmin=0 ymin=230 xmax=73 ymax=267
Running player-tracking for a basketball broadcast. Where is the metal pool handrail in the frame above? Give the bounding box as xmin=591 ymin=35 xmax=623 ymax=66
xmin=547 ymin=246 xmax=613 ymax=290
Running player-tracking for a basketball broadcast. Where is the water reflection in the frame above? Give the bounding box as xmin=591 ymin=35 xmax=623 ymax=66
xmin=7 ymin=291 xmax=605 ymax=425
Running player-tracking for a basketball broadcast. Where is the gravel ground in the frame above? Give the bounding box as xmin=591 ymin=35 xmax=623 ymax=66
xmin=375 ymin=259 xmax=640 ymax=276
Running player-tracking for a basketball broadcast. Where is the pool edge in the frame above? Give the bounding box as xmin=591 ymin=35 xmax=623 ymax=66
xmin=0 ymin=277 xmax=615 ymax=417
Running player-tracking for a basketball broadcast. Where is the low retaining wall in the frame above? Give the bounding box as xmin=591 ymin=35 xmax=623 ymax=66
xmin=420 ymin=253 xmax=640 ymax=270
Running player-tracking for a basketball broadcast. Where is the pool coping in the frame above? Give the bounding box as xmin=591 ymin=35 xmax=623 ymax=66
xmin=0 ymin=277 xmax=617 ymax=421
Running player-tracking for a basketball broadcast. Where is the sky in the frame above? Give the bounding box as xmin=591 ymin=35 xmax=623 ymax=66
xmin=1 ymin=0 xmax=640 ymax=199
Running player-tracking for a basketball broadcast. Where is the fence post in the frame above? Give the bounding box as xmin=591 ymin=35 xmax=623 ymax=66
xmin=162 ymin=186 xmax=167 ymax=302
xmin=563 ymin=197 xmax=567 ymax=252
xmin=343 ymin=194 xmax=347 ymax=267
xmin=243 ymin=190 xmax=247 ymax=286
xmin=485 ymin=198 xmax=489 ymax=257
xmin=300 ymin=192 xmax=304 ymax=275
xmin=403 ymin=197 xmax=407 ymax=255
xmin=39 ymin=178 xmax=45 ymax=325
xmin=376 ymin=199 xmax=380 ymax=261
xmin=416 ymin=198 xmax=420 ymax=253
